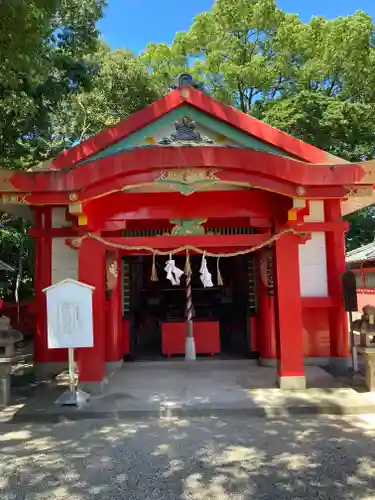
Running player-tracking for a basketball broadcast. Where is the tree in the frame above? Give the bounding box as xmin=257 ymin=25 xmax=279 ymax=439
xmin=345 ymin=208 xmax=375 ymax=251
xmin=0 ymin=0 xmax=106 ymax=170
xmin=143 ymin=0 xmax=302 ymax=109
xmin=50 ymin=45 xmax=163 ymax=147
xmin=0 ymin=0 xmax=59 ymax=82
xmin=0 ymin=0 xmax=107 ymax=300
xmin=283 ymin=10 xmax=375 ymax=101
xmin=142 ymin=1 xmax=375 ymax=109
xmin=0 ymin=215 xmax=34 ymax=300
xmin=142 ymin=0 xmax=375 ymax=250
xmin=253 ymin=91 xmax=375 ymax=162
xmin=141 ymin=43 xmax=189 ymax=92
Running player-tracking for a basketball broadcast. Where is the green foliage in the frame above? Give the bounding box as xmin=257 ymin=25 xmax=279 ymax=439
xmin=50 ymin=46 xmax=163 ymax=146
xmin=142 ymin=0 xmax=375 ymax=249
xmin=0 ymin=0 xmax=106 ymax=299
xmin=2 ymin=0 xmax=375 ymax=292
xmin=345 ymin=209 xmax=375 ymax=252
xmin=0 ymin=215 xmax=34 ymax=300
xmin=0 ymin=0 xmax=59 ymax=81
xmin=141 ymin=43 xmax=189 ymax=91
xmin=253 ymin=91 xmax=375 ymax=162
xmin=144 ymin=0 xmax=301 ymax=109
xmin=0 ymin=0 xmax=106 ymax=170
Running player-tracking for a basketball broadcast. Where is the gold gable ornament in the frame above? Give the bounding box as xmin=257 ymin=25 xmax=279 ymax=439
xmin=156 ymin=168 xmax=219 ymax=195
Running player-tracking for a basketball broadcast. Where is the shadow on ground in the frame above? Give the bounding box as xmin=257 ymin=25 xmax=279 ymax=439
xmin=0 ymin=408 xmax=375 ymax=499
xmin=5 ymin=360 xmax=372 ymax=422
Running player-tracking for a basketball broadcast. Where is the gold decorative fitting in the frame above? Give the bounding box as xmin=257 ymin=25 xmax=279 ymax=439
xmin=157 ymin=168 xmax=219 ymax=184
xmin=145 ymin=136 xmax=156 ymax=145
xmin=288 ymin=211 xmax=298 ymax=221
xmin=215 ymin=134 xmax=227 ymax=144
xmin=108 ymin=261 xmax=118 ymax=279
xmin=156 ymin=168 xmax=220 ymax=195
xmin=346 ymin=186 xmax=373 ymax=198
xmin=78 ymin=214 xmax=88 ymax=226
xmin=2 ymin=194 xmax=29 ymax=205
xmin=68 ymin=192 xmax=79 ymax=201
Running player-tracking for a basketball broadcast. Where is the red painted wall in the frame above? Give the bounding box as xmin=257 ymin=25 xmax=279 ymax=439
xmin=252 ymin=304 xmax=335 ymax=359
xmin=302 ymin=307 xmax=330 ymax=357
xmin=356 ymin=289 xmax=375 ymax=311
xmin=1 ymin=301 xmax=34 ymax=336
xmin=34 ymin=207 xmax=68 ymax=364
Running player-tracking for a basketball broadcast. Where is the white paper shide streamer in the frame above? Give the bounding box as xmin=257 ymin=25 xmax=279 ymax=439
xmin=200 ymin=253 xmax=213 ymax=288
xmin=164 ymin=255 xmax=184 ymax=285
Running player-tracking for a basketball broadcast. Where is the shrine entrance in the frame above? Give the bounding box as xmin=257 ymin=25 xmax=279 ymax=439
xmin=123 ymin=254 xmax=257 ymax=360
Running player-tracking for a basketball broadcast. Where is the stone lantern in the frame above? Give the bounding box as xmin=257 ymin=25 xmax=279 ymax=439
xmin=0 ymin=315 xmax=23 ymax=406
xmin=352 ymin=304 xmax=375 ymax=391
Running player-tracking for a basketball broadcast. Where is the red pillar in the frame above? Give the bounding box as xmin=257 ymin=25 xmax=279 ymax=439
xmin=257 ymin=268 xmax=277 ymax=363
xmin=77 ymin=236 xmax=106 ymax=383
xmin=274 ymin=233 xmax=305 ymax=389
xmin=106 ymin=254 xmax=123 ymax=362
xmin=34 ymin=207 xmax=51 ymax=363
xmin=325 ymin=200 xmax=349 ymax=361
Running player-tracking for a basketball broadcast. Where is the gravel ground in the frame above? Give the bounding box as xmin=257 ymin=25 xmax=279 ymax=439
xmin=0 ymin=414 xmax=375 ymax=500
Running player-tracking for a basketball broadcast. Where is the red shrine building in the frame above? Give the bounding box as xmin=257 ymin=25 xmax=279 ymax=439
xmin=2 ymin=75 xmax=375 ymax=390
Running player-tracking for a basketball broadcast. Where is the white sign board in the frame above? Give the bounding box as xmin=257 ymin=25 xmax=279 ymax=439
xmin=43 ymin=279 xmax=95 ymax=349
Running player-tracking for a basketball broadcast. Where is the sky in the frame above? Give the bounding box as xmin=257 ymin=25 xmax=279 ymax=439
xmin=98 ymin=0 xmax=375 ymax=53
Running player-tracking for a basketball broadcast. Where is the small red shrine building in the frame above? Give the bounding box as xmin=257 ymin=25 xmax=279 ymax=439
xmin=347 ymin=242 xmax=375 ymax=317
xmin=2 ymin=76 xmax=375 ymax=390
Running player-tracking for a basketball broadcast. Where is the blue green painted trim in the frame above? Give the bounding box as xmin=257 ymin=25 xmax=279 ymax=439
xmin=78 ymin=104 xmax=294 ymax=165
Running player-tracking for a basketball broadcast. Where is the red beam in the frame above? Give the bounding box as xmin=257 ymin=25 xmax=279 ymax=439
xmin=10 ymin=147 xmax=365 ymax=196
xmin=27 ymin=192 xmax=71 ymax=204
xmin=78 ymin=170 xmax=300 ymax=201
xmin=352 ymin=267 xmax=375 ymax=273
xmin=100 ymin=233 xmax=271 ymax=253
xmin=68 ymin=148 xmax=365 ymax=189
xmin=0 ymin=192 xmax=71 ymax=205
xmin=29 ymin=227 xmax=78 ymax=238
xmin=77 ymin=170 xmax=349 ymax=201
xmin=296 ymin=221 xmax=349 ymax=232
xmin=83 ymin=190 xmax=289 ymax=229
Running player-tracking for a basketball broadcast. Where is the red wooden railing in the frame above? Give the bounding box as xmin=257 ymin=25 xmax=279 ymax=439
xmin=1 ymin=300 xmax=35 ymax=336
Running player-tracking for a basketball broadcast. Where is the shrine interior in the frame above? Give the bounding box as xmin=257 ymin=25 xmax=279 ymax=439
xmin=122 ymin=254 xmax=257 ymax=360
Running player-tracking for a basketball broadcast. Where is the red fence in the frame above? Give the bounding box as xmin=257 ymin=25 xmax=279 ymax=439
xmin=351 ymin=268 xmax=375 ymax=313
xmin=1 ymin=300 xmax=35 ymax=336
xmin=356 ymin=289 xmax=375 ymax=312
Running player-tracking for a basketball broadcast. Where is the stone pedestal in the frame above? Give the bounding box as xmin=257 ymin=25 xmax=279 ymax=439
xmin=359 ymin=347 xmax=375 ymax=392
xmin=0 ymin=363 xmax=12 ymax=407
xmin=0 ymin=316 xmax=23 ymax=407
xmin=277 ymin=375 xmax=306 ymax=390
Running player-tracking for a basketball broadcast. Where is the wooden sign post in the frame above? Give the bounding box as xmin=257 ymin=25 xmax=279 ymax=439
xmin=43 ymin=278 xmax=95 ymax=406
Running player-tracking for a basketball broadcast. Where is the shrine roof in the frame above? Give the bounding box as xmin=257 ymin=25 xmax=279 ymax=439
xmin=47 ymin=85 xmax=342 ymax=171
xmin=346 ymin=241 xmax=375 ymax=264
xmin=2 ymin=81 xmax=375 ymax=214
